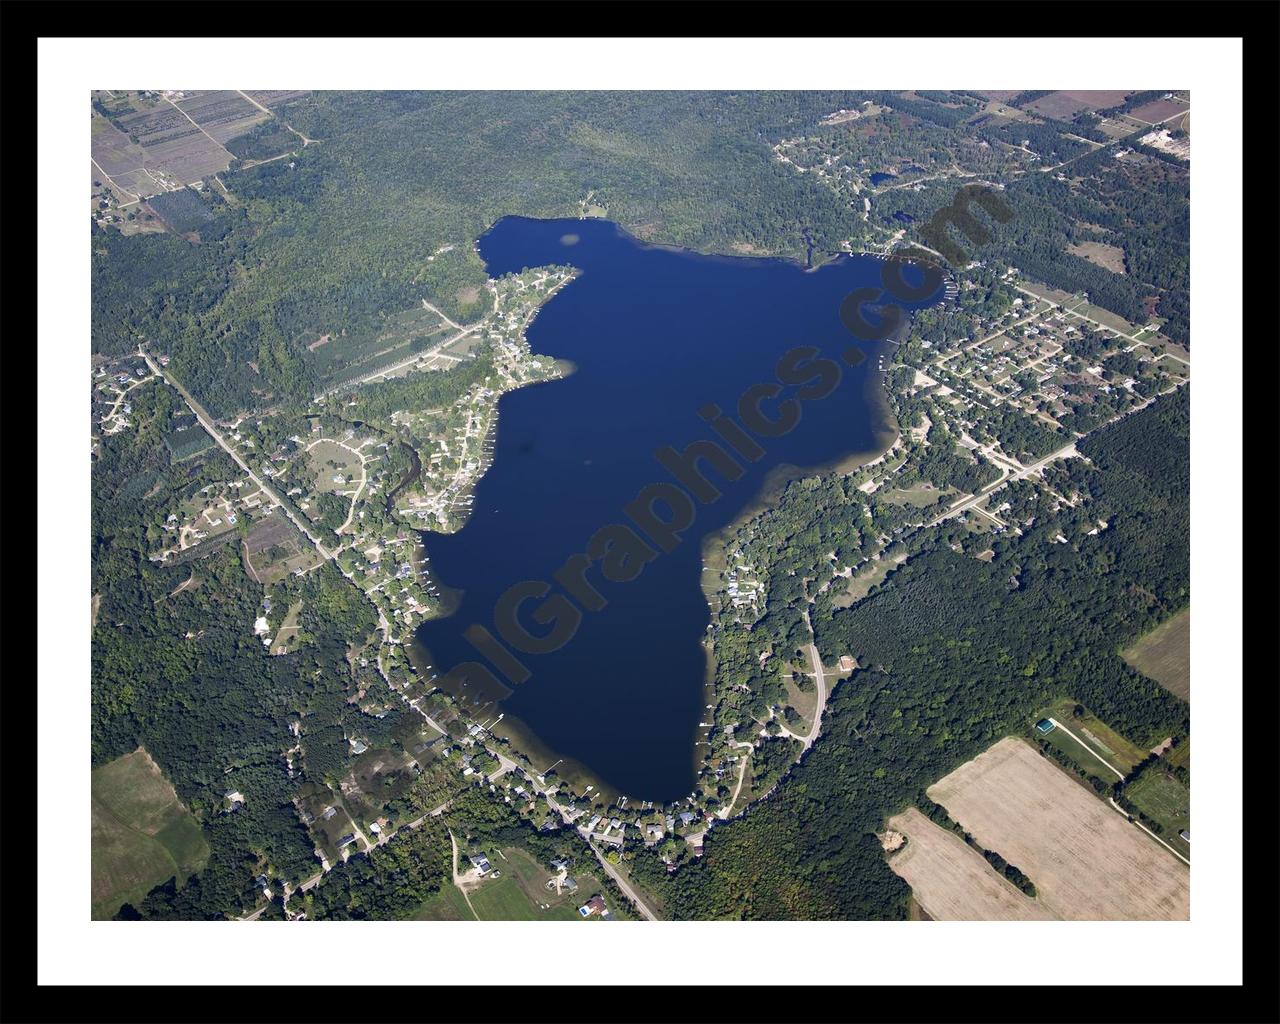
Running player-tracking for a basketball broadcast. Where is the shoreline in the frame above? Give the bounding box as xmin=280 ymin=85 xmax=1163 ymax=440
xmin=403 ymin=221 xmax=923 ymax=808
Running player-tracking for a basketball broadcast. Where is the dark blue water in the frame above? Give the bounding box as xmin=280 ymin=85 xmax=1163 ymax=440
xmin=870 ymin=171 xmax=897 ymax=185
xmin=414 ymin=218 xmax=942 ymax=800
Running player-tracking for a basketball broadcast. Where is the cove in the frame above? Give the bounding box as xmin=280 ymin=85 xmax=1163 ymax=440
xmin=414 ymin=217 xmax=943 ymax=801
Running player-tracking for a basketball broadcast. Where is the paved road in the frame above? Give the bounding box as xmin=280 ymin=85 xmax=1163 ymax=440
xmin=139 ymin=347 xmax=334 ymax=559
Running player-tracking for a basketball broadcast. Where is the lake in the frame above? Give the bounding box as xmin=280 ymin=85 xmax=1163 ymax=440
xmin=413 ymin=217 xmax=943 ymax=801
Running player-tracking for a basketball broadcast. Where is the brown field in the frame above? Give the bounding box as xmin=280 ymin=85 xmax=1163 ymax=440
xmin=1121 ymin=607 xmax=1190 ymax=700
xmin=244 ymin=512 xmax=322 ymax=584
xmin=1024 ymin=90 xmax=1127 ymax=120
xmin=973 ymin=91 xmax=1023 ymax=102
xmin=1129 ymin=98 xmax=1186 ymax=125
xmin=886 ymin=808 xmax=1053 ymax=920
xmin=928 ymin=737 xmax=1189 ymax=920
xmin=1067 ymin=240 xmax=1127 ymax=274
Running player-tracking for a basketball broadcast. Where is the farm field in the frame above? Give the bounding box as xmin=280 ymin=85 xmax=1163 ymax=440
xmin=175 ymin=90 xmax=270 ymax=145
xmin=91 ymin=748 xmax=209 ymax=920
xmin=1023 ymin=90 xmax=1129 ymax=120
xmin=1121 ymin=607 xmax=1190 ymax=700
xmin=927 ymin=737 xmax=1189 ymax=920
xmin=885 ymin=808 xmax=1053 ymax=921
xmin=1125 ymin=769 xmax=1191 ymax=860
xmin=1128 ymin=98 xmax=1187 ymax=125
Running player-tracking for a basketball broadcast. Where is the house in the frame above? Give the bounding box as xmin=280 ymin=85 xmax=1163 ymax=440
xmin=1035 ymin=719 xmax=1056 ymax=734
xmin=578 ymin=894 xmax=607 ymax=917
xmin=679 ymin=811 xmax=697 ymax=826
xmin=1179 ymin=830 xmax=1190 ymax=843
xmin=321 ymin=805 xmax=337 ymax=820
xmin=469 ymin=854 xmax=492 ymax=876
xmin=560 ymin=877 xmax=579 ymax=894
xmin=338 ymin=833 xmax=358 ymax=848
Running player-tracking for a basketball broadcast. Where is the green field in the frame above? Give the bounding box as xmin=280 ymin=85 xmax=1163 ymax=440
xmin=1125 ymin=769 xmax=1191 ymax=859
xmin=470 ymin=848 xmax=597 ymax=921
xmin=91 ymin=748 xmax=210 ymax=919
xmin=1046 ymin=699 xmax=1149 ymax=773
xmin=306 ymin=440 xmax=363 ymax=494
xmin=411 ymin=882 xmax=476 ymax=921
xmin=1035 ymin=719 xmax=1122 ymax=783
xmin=1121 ymin=607 xmax=1190 ymax=700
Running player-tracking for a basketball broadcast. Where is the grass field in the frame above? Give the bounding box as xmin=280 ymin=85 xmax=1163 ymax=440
xmin=881 ymin=482 xmax=954 ymax=508
xmin=412 ymin=882 xmax=476 ymax=920
xmin=427 ymin=847 xmax=603 ymax=921
xmin=832 ymin=551 xmax=909 ymax=609
xmin=886 ymin=808 xmax=1053 ymax=921
xmin=1045 ymin=698 xmax=1149 ymax=773
xmin=1121 ymin=607 xmax=1190 ymax=700
xmin=928 ymin=737 xmax=1188 ymax=920
xmin=306 ymin=440 xmax=364 ymax=494
xmin=1126 ymin=770 xmax=1191 ymax=860
xmin=91 ymin=748 xmax=209 ymax=920
xmin=1036 ymin=719 xmax=1123 ymax=782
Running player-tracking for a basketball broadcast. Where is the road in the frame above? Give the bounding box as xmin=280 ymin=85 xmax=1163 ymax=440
xmin=718 ymin=740 xmax=756 ymax=820
xmin=926 ymin=441 xmax=1078 ymax=527
xmin=576 ymin=830 xmax=658 ymax=921
xmin=139 ymin=347 xmax=335 ymax=560
xmin=1049 ymin=720 xmax=1191 ymax=868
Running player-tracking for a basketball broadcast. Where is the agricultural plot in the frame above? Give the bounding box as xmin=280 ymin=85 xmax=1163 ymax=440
xmin=245 ymin=90 xmax=311 ymax=110
xmin=243 ymin=512 xmax=322 ymax=584
xmin=114 ymin=94 xmax=232 ymax=183
xmin=928 ymin=737 xmax=1189 ymax=920
xmin=1121 ymin=607 xmax=1190 ymax=700
xmin=1023 ymin=90 xmax=1128 ymax=120
xmin=91 ymin=748 xmax=209 ymax=919
xmin=91 ymin=113 xmax=150 ymax=178
xmin=885 ymin=808 xmax=1053 ymax=921
xmin=175 ymin=90 xmax=270 ymax=145
xmin=1128 ymin=98 xmax=1187 ymax=125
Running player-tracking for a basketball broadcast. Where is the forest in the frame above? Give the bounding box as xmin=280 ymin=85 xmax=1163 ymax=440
xmin=93 ymin=91 xmax=878 ymax=419
xmin=626 ymin=388 xmax=1189 ymax=918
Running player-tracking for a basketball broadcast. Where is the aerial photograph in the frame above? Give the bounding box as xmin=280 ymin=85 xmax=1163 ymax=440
xmin=88 ymin=85 xmax=1195 ymax=927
